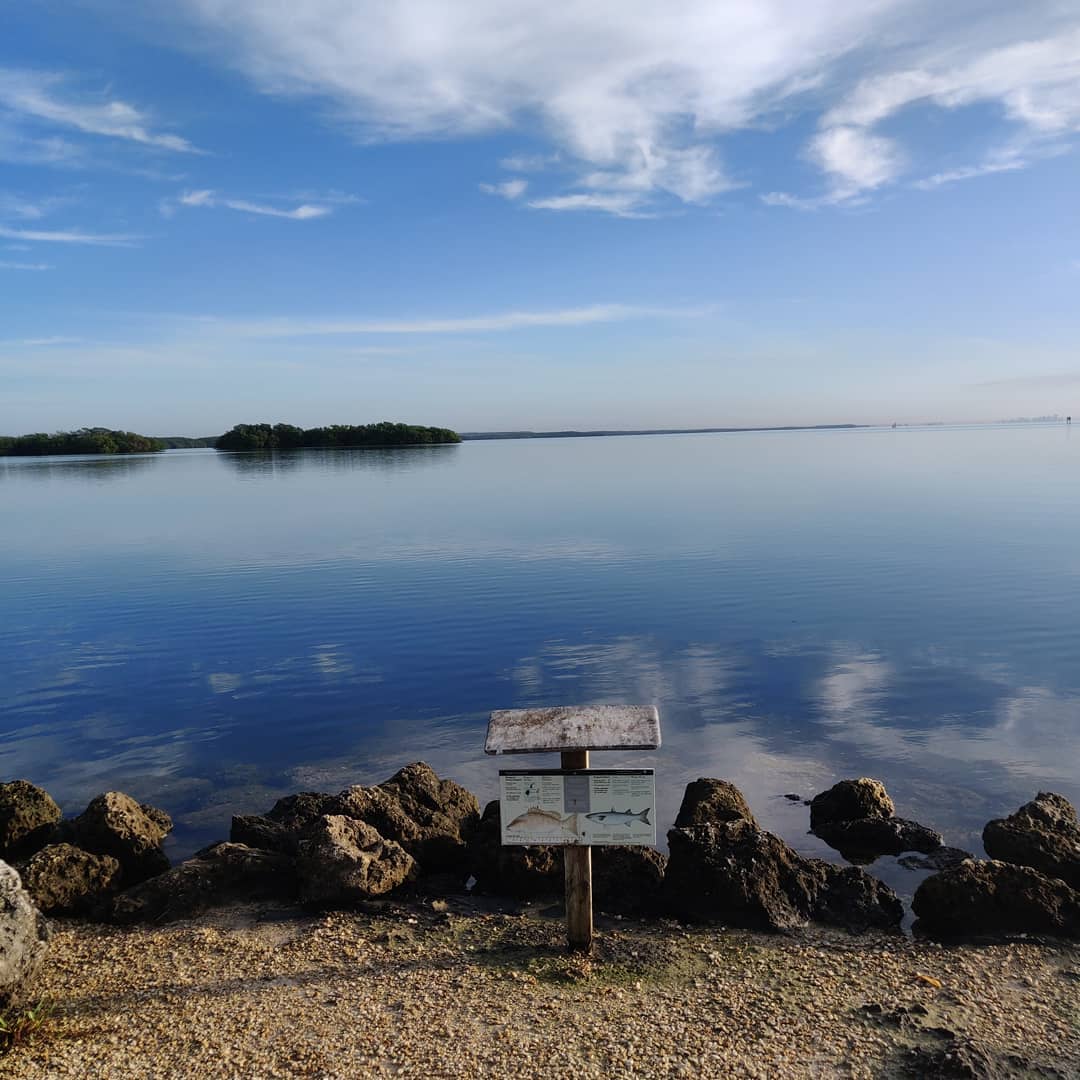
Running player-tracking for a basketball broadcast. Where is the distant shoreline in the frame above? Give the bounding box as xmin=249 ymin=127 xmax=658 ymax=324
xmin=460 ymin=423 xmax=863 ymax=441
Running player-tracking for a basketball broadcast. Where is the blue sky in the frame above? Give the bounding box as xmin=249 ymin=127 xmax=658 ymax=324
xmin=1 ymin=1 xmax=1078 ymax=434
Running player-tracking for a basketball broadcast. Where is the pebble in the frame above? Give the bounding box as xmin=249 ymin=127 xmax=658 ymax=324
xmin=8 ymin=902 xmax=1080 ymax=1078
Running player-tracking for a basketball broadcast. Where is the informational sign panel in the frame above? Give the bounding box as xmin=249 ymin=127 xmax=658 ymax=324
xmin=499 ymin=769 xmax=655 ymax=846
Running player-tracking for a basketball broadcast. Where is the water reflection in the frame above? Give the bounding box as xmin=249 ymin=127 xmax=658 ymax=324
xmin=0 ymin=453 xmax=159 ymax=484
xmin=217 ymin=443 xmax=461 ymax=479
xmin=1 ymin=425 xmax=1077 ymax=900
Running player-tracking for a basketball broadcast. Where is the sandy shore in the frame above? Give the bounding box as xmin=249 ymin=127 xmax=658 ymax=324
xmin=8 ymin=897 xmax=1080 ymax=1079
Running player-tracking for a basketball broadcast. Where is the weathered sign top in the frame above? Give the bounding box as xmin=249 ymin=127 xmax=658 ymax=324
xmin=485 ymin=704 xmax=661 ymax=755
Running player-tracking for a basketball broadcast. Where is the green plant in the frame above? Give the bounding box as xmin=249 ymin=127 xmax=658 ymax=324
xmin=0 ymin=997 xmax=55 ymax=1054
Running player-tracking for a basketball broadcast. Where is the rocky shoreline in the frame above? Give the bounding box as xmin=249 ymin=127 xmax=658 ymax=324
xmin=2 ymin=764 xmax=1080 ymax=1072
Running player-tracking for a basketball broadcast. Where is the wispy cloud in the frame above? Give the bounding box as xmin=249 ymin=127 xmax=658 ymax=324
xmin=0 ymin=67 xmax=200 ymax=153
xmin=194 ymin=302 xmax=703 ymax=337
xmin=527 ymin=192 xmax=654 ymax=218
xmin=0 ymin=260 xmax=52 ymax=270
xmin=479 ymin=178 xmax=527 ymax=200
xmin=167 ymin=189 xmax=331 ymax=219
xmin=0 ymin=336 xmax=79 ymax=347
xmin=0 ymin=224 xmax=140 ymax=246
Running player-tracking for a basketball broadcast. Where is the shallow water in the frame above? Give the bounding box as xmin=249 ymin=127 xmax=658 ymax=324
xmin=2 ymin=425 xmax=1078 ymax=901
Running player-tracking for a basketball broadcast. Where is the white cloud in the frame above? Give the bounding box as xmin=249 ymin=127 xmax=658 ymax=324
xmin=0 ymin=260 xmax=52 ymax=270
xmin=204 ymin=302 xmax=699 ymax=337
xmin=807 ymin=125 xmax=905 ymax=199
xmin=0 ymin=224 xmax=140 ymax=246
xmin=0 ymin=336 xmax=79 ymax=346
xmin=527 ymin=192 xmax=653 ymax=217
xmin=177 ymin=0 xmax=907 ymax=212
xmin=0 ymin=68 xmax=200 ymax=153
xmin=172 ymin=188 xmax=331 ymax=219
xmin=479 ymin=178 xmax=527 ymax=200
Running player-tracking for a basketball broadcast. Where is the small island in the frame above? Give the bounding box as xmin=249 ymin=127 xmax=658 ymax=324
xmin=0 ymin=428 xmax=165 ymax=456
xmin=215 ymin=421 xmax=461 ymax=451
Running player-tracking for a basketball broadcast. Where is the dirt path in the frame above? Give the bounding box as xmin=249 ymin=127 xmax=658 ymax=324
xmin=8 ymin=899 xmax=1080 ymax=1078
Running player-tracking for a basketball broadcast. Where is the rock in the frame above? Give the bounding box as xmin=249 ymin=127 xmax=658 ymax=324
xmin=0 ymin=860 xmax=50 ymax=1010
xmin=912 ymin=859 xmax=1080 ymax=939
xmin=69 ymin=792 xmax=172 ymax=885
xmin=296 ymin=816 xmax=417 ymax=906
xmin=982 ymin=792 xmax=1080 ymax=889
xmin=593 ymin=847 xmax=668 ymax=916
xmin=248 ymin=765 xmax=480 ymax=880
xmin=230 ymin=814 xmax=295 ymax=854
xmin=264 ymin=792 xmax=343 ymax=832
xmin=809 ymin=778 xmax=895 ymax=831
xmin=897 ymin=847 xmax=974 ymax=873
xmin=0 ymin=781 xmax=61 ymax=861
xmin=373 ymin=762 xmax=481 ymax=871
xmin=19 ymin=843 xmax=121 ymax=916
xmin=111 ymin=843 xmax=297 ymax=923
xmin=468 ymin=800 xmax=562 ymax=898
xmin=905 ymin=1035 xmax=1037 ymax=1078
xmin=674 ymin=779 xmax=757 ymax=829
xmin=814 ymin=817 xmax=944 ymax=863
xmin=663 ymin=820 xmax=902 ymax=932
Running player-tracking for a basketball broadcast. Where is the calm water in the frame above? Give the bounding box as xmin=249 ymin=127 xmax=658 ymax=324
xmin=2 ymin=425 xmax=1078 ymax=900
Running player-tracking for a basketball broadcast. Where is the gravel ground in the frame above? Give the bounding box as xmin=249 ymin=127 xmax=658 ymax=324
xmin=7 ymin=897 xmax=1080 ymax=1079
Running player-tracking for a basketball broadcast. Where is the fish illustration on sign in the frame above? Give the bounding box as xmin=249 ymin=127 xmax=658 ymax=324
xmin=584 ymin=807 xmax=651 ymax=827
xmin=506 ymin=807 xmax=578 ymax=835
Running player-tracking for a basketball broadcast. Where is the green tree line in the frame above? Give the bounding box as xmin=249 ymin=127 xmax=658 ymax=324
xmin=215 ymin=421 xmax=462 ymax=451
xmin=0 ymin=428 xmax=166 ymax=456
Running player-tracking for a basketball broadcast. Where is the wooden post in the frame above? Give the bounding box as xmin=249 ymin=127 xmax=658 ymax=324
xmin=561 ymin=748 xmax=592 ymax=953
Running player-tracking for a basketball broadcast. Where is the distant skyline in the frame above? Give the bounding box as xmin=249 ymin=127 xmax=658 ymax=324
xmin=2 ymin=2 xmax=1078 ymax=435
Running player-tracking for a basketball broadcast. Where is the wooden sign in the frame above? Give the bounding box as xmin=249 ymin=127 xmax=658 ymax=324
xmin=499 ymin=769 xmax=656 ymax=846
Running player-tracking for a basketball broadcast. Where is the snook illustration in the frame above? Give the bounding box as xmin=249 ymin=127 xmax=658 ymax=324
xmin=583 ymin=807 xmax=651 ymax=828
xmin=506 ymin=807 xmax=579 ymax=836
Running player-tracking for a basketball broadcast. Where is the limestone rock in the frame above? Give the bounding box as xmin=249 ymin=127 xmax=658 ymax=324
xmin=230 ymin=814 xmax=295 ymax=854
xmin=813 ymin=817 xmax=944 ymax=864
xmin=663 ymin=820 xmax=902 ymax=932
xmin=0 ymin=860 xmax=50 ymax=1010
xmin=0 ymin=781 xmax=61 ymax=862
xmin=264 ymin=792 xmax=343 ymax=833
xmin=674 ymin=779 xmax=757 ymax=829
xmin=593 ymin=846 xmax=667 ymax=916
xmin=912 ymin=858 xmax=1080 ymax=939
xmin=296 ymin=816 xmax=416 ymax=906
xmin=69 ymin=792 xmax=172 ymax=884
xmin=20 ymin=843 xmax=121 ymax=917
xmin=982 ymin=792 xmax=1080 ymax=889
xmin=112 ymin=842 xmax=297 ymax=923
xmin=809 ymin=778 xmax=895 ymax=831
xmin=373 ymin=762 xmax=481 ymax=871
xmin=467 ymin=800 xmax=562 ymax=898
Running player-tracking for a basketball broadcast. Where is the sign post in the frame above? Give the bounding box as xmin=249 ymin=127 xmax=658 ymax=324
xmin=485 ymin=705 xmax=661 ymax=954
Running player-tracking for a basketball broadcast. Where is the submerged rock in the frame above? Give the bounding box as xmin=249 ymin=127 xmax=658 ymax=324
xmin=0 ymin=781 xmax=61 ymax=862
xmin=897 ymin=847 xmax=974 ymax=873
xmin=809 ymin=778 xmax=895 ymax=831
xmin=982 ymin=792 xmax=1080 ymax=889
xmin=674 ymin=779 xmax=757 ymax=829
xmin=296 ymin=815 xmax=417 ymax=906
xmin=664 ymin=820 xmax=902 ymax=932
xmin=112 ymin=842 xmax=297 ymax=923
xmin=0 ymin=860 xmax=50 ymax=1010
xmin=20 ymin=843 xmax=121 ymax=917
xmin=69 ymin=792 xmax=172 ymax=885
xmin=813 ymin=817 xmax=944 ymax=864
xmin=912 ymin=859 xmax=1080 ymax=939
